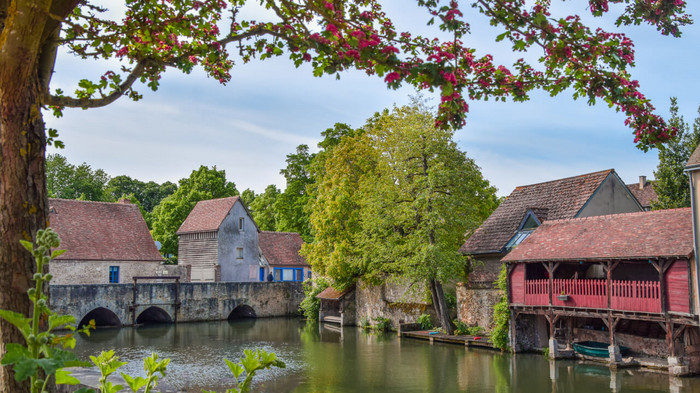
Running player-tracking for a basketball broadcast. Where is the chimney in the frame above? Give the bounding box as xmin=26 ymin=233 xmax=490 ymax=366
xmin=639 ymin=175 xmax=646 ymax=190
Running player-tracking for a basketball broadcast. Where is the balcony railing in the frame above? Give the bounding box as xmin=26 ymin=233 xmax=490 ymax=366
xmin=522 ymin=279 xmax=661 ymax=313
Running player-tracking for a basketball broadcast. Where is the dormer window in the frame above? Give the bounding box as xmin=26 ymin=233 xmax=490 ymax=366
xmin=505 ymin=210 xmax=542 ymax=251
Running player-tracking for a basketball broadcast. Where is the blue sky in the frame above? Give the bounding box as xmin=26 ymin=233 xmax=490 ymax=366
xmin=46 ymin=1 xmax=700 ymax=197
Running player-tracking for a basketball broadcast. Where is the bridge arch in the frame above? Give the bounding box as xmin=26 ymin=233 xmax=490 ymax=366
xmin=228 ymin=304 xmax=256 ymax=320
xmin=136 ymin=306 xmax=173 ymax=325
xmin=79 ymin=307 xmax=122 ymax=328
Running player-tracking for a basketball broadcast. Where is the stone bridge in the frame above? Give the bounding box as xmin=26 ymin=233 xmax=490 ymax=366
xmin=49 ymin=281 xmax=304 ymax=327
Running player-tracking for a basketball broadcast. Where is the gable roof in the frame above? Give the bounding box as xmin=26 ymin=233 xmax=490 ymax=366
xmin=626 ymin=180 xmax=657 ymax=209
xmin=177 ymin=196 xmax=242 ymax=234
xmin=48 ymin=199 xmax=162 ymax=262
xmin=502 ymin=208 xmax=693 ymax=263
xmin=316 ymin=286 xmax=352 ymax=300
xmin=686 ymin=144 xmax=700 ymax=170
xmin=460 ymin=169 xmax=614 ymax=255
xmin=258 ymin=231 xmax=308 ymax=267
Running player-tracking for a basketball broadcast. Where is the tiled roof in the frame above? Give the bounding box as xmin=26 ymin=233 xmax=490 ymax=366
xmin=626 ymin=180 xmax=657 ymax=209
xmin=48 ymin=199 xmax=162 ymax=261
xmin=502 ymin=208 xmax=693 ymax=262
xmin=177 ymin=196 xmax=239 ymax=234
xmin=316 ymin=287 xmax=351 ymax=300
xmin=460 ymin=169 xmax=614 ymax=255
xmin=687 ymin=145 xmax=700 ymax=168
xmin=259 ymin=231 xmax=308 ymax=267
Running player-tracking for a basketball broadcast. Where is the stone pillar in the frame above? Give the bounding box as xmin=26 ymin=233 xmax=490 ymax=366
xmin=608 ymin=345 xmax=621 ymax=363
xmin=549 ymin=338 xmax=560 ymax=359
xmin=668 ymin=356 xmax=689 ymax=376
xmin=609 ymin=371 xmax=621 ymax=393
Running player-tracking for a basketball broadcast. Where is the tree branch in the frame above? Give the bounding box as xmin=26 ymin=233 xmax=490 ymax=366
xmin=43 ymin=61 xmax=146 ymax=108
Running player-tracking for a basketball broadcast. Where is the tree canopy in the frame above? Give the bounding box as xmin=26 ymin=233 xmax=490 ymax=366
xmin=652 ymin=98 xmax=700 ymax=210
xmin=303 ymin=103 xmax=499 ymax=331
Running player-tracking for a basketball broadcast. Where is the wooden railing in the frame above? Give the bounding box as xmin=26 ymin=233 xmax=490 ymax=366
xmin=521 ymin=279 xmax=661 ymax=313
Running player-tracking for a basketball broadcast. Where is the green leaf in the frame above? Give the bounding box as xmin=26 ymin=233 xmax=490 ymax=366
xmin=0 ymin=310 xmax=31 ymax=338
xmin=13 ymin=358 xmax=39 ymax=382
xmin=1 ymin=343 xmax=31 ymax=366
xmin=49 ymin=314 xmax=76 ymax=330
xmin=20 ymin=240 xmax=33 ymax=252
xmin=55 ymin=369 xmax=81 ymax=385
xmin=224 ymin=358 xmax=244 ymax=379
xmin=121 ymin=373 xmax=147 ymax=392
xmin=51 ymin=249 xmax=67 ymax=259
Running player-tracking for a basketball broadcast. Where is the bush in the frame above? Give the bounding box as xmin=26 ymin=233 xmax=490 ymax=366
xmin=299 ymin=277 xmax=330 ymax=320
xmin=453 ymin=320 xmax=484 ymax=336
xmin=360 ymin=318 xmax=372 ymax=330
xmin=373 ymin=317 xmax=392 ymax=332
xmin=490 ymin=265 xmax=511 ymax=351
xmin=417 ymin=313 xmax=432 ymax=330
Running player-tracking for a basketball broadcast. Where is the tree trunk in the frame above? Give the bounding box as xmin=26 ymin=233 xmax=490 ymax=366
xmin=429 ymin=279 xmax=454 ymax=335
xmin=0 ymin=1 xmax=53 ymax=391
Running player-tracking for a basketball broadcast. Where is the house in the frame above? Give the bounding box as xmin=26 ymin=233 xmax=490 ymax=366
xmin=316 ymin=286 xmax=356 ymax=326
xmin=258 ymin=231 xmax=311 ymax=282
xmin=48 ymin=198 xmax=164 ymax=284
xmin=458 ymin=169 xmax=644 ymax=328
xmin=177 ymin=196 xmax=310 ymax=282
xmin=503 ymin=208 xmax=699 ymax=375
xmin=626 ymin=175 xmax=657 ymax=211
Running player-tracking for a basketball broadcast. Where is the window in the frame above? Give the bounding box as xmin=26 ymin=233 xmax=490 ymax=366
xmin=259 ymin=267 xmax=265 ymax=282
xmin=237 ymin=248 xmax=244 ymax=259
xmin=109 ymin=266 xmax=119 ymax=283
xmin=273 ymin=268 xmax=304 ymax=282
xmin=505 ymin=210 xmax=542 ymax=251
xmin=239 ymin=217 xmax=245 ymax=231
xmin=307 ymin=271 xmax=312 ymax=279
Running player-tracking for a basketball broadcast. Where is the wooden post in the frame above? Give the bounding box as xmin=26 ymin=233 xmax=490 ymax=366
xmin=547 ymin=262 xmax=553 ymax=306
xmin=667 ymin=321 xmax=675 ymax=357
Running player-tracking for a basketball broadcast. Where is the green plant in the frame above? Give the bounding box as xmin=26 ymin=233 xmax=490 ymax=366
xmin=491 ymin=265 xmax=511 ymax=351
xmin=203 ymin=349 xmax=286 ymax=393
xmin=453 ymin=320 xmax=484 ymax=336
xmin=299 ymin=277 xmax=330 ymax=320
xmin=543 ymin=347 xmax=550 ymax=359
xmin=0 ymin=228 xmax=91 ymax=393
xmin=88 ymin=350 xmax=169 ymax=393
xmin=360 ymin=317 xmax=372 ymax=330
xmin=373 ymin=317 xmax=392 ymax=332
xmin=417 ymin=313 xmax=432 ymax=330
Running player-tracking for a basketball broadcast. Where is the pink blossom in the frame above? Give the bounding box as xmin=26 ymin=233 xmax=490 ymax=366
xmin=384 ymin=72 xmax=401 ymax=83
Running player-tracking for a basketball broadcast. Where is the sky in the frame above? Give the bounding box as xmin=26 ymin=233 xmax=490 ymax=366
xmin=46 ymin=1 xmax=700 ymax=197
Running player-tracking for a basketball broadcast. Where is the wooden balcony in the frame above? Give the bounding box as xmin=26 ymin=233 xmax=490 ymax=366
xmin=521 ymin=279 xmax=662 ymax=314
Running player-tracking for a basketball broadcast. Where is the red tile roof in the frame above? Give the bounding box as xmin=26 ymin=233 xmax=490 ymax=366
xmin=259 ymin=231 xmax=308 ymax=267
xmin=460 ymin=169 xmax=614 ymax=255
xmin=177 ymin=196 xmax=239 ymax=234
xmin=316 ymin=287 xmax=351 ymax=300
xmin=48 ymin=199 xmax=162 ymax=261
xmin=626 ymin=180 xmax=657 ymax=209
xmin=502 ymin=208 xmax=693 ymax=263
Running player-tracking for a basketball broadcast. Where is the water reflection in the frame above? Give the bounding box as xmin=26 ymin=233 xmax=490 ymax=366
xmin=72 ymin=319 xmax=700 ymax=393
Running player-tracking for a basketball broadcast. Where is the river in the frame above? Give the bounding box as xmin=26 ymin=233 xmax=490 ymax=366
xmin=72 ymin=318 xmax=700 ymax=392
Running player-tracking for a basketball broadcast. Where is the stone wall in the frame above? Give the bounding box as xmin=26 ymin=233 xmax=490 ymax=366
xmin=49 ymin=260 xmax=162 ymax=285
xmin=354 ymin=279 xmax=434 ymax=330
xmin=513 ymin=314 xmax=548 ymax=352
xmin=456 ymin=282 xmax=502 ymax=329
xmin=574 ymin=328 xmax=669 ymax=357
xmin=50 ymin=281 xmax=304 ymax=327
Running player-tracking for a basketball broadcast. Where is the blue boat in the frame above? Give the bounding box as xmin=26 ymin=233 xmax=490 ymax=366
xmin=573 ymin=341 xmax=630 ymax=358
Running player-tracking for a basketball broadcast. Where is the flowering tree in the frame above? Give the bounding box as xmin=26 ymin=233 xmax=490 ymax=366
xmin=0 ymin=0 xmax=691 ymax=390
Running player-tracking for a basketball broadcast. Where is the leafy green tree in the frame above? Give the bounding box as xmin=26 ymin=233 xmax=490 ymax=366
xmin=46 ymin=154 xmax=110 ymax=201
xmin=652 ymin=98 xmax=700 ymax=210
xmin=150 ymin=166 xmax=238 ymax=257
xmin=106 ymin=176 xmax=177 ymax=212
xmin=240 ymin=188 xmax=257 ymax=207
xmin=0 ymin=1 xmax=689 ymax=389
xmin=249 ymin=185 xmax=281 ymax=231
xmin=275 ymin=145 xmax=315 ymax=240
xmin=302 ymin=132 xmax=378 ymax=289
xmin=304 ymin=104 xmax=498 ymax=333
xmin=359 ymin=104 xmax=498 ymax=333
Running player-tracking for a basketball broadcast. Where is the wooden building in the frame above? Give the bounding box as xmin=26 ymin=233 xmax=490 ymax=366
xmin=503 ymin=208 xmax=700 ymax=375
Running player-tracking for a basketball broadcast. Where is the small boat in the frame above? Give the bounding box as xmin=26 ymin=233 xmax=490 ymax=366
xmin=573 ymin=341 xmax=630 ymax=358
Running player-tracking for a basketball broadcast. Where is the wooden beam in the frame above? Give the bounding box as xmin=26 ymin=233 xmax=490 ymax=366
xmin=667 ymin=321 xmax=675 ymax=357
xmin=673 ymin=325 xmax=687 ymax=341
